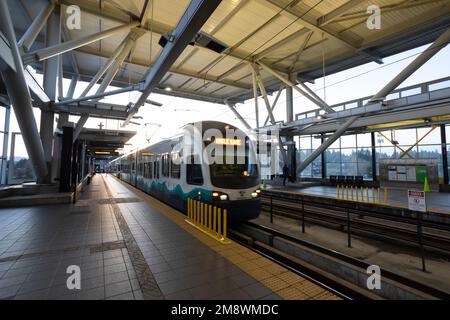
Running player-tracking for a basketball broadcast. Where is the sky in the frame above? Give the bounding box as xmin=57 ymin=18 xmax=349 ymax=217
xmin=3 ymin=42 xmax=450 ymax=158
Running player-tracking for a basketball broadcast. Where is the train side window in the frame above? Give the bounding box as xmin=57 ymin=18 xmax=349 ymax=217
xmin=187 ymin=155 xmax=203 ymax=185
xmin=149 ymin=162 xmax=153 ymax=179
xmin=171 ymin=153 xmax=181 ymax=179
xmin=156 ymin=161 xmax=160 ymax=179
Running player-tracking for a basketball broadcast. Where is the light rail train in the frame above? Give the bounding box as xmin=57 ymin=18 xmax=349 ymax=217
xmin=109 ymin=121 xmax=261 ymax=224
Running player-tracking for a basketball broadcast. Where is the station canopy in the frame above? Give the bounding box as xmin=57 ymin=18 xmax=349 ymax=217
xmin=8 ymin=0 xmax=450 ymax=105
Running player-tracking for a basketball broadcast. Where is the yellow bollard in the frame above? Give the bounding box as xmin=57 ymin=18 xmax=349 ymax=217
xmin=193 ymin=201 xmax=196 ymax=223
xmin=384 ymin=188 xmax=388 ymax=204
xmin=218 ymin=208 xmax=222 ymax=238
xmin=360 ymin=186 xmax=364 ymax=202
xmin=377 ymin=188 xmax=381 ymax=204
xmin=356 ymin=187 xmax=359 ymax=202
xmin=351 ymin=186 xmax=354 ymax=201
xmin=223 ymin=209 xmax=228 ymax=241
xmin=202 ymin=203 xmax=206 ymax=228
xmin=198 ymin=203 xmax=203 ymax=227
xmin=188 ymin=199 xmax=191 ymax=219
xmin=337 ymin=185 xmax=340 ymax=199
xmin=366 ymin=187 xmax=369 ymax=203
xmin=346 ymin=185 xmax=349 ymax=200
xmin=208 ymin=205 xmax=212 ymax=230
xmin=342 ymin=185 xmax=345 ymax=199
xmin=213 ymin=206 xmax=217 ymax=234
xmin=372 ymin=187 xmax=375 ymax=204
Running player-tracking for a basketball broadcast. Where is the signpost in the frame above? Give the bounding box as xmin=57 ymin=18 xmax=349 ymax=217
xmin=408 ymin=190 xmax=427 ymax=272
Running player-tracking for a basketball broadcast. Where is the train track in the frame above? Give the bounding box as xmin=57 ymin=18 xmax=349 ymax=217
xmin=230 ymin=221 xmax=450 ymax=300
xmin=260 ymin=194 xmax=450 ymax=256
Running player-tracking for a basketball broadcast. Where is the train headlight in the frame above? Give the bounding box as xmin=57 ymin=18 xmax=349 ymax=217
xmin=212 ymin=191 xmax=228 ymax=201
xmin=251 ymin=192 xmax=258 ymax=198
xmin=256 ymin=189 xmax=261 ymax=194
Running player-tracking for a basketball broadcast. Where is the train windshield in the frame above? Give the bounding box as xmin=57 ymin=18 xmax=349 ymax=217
xmin=209 ymin=140 xmax=259 ymax=189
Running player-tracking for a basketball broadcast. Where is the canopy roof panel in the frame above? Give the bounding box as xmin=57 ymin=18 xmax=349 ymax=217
xmin=8 ymin=0 xmax=450 ymax=104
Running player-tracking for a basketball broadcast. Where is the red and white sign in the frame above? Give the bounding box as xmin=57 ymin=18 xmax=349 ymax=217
xmin=408 ymin=190 xmax=427 ymax=212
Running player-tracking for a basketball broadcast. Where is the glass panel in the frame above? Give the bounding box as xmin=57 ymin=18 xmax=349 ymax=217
xmin=394 ymin=128 xmax=417 ymax=146
xmin=375 ymin=132 xmax=393 ymax=147
xmin=341 ymin=148 xmax=356 ymax=162
xmin=400 ymin=87 xmax=421 ymax=97
xmin=429 ymin=80 xmax=450 ymax=91
xmin=357 ymin=133 xmax=372 ymax=147
xmin=418 ymin=145 xmax=442 ymax=177
xmin=329 ymin=137 xmax=340 ymax=149
xmin=299 ymin=136 xmax=311 ymax=150
xmin=325 ymin=149 xmax=341 ymax=163
xmin=357 ymin=148 xmax=373 ymax=179
xmin=341 ymin=135 xmax=356 ymax=148
xmin=417 ymin=127 xmax=441 ymax=145
xmin=312 ymin=158 xmax=322 ymax=178
xmin=10 ymin=134 xmax=36 ymax=184
xmin=326 ymin=162 xmax=341 ymax=176
xmin=0 ymin=108 xmax=5 ymax=131
xmin=312 ymin=135 xmax=322 ymax=149
xmin=376 ymin=147 xmax=395 ymax=161
xmin=341 ymin=162 xmax=357 ymax=176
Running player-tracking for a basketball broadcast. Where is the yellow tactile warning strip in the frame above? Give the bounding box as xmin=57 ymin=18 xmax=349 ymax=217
xmin=110 ymin=176 xmax=340 ymax=300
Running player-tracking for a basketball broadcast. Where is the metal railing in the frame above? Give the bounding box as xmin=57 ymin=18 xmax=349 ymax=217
xmin=295 ymin=76 xmax=450 ymax=121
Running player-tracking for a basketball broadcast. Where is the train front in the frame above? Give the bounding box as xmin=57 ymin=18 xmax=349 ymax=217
xmin=203 ymin=123 xmax=261 ymax=224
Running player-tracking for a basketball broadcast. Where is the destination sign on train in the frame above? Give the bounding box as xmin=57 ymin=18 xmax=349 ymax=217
xmin=215 ymin=138 xmax=243 ymax=146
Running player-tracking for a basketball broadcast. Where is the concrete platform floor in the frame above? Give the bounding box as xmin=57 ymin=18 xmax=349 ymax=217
xmin=268 ymin=185 xmax=450 ymax=215
xmin=0 ymin=174 xmax=338 ymax=300
xmin=252 ymin=211 xmax=450 ymax=294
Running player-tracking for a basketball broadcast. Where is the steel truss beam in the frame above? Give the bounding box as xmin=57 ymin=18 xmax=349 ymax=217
xmin=296 ymin=27 xmax=450 ymax=174
xmin=124 ymin=0 xmax=223 ymax=126
xmin=18 ymin=2 xmax=55 ymax=52
xmin=257 ymin=61 xmax=334 ymax=113
xmin=23 ymin=21 xmax=140 ymax=64
xmin=224 ymin=100 xmax=252 ymax=131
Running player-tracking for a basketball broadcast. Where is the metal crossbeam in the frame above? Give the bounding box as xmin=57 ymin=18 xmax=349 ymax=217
xmin=124 ymin=0 xmax=223 ymax=126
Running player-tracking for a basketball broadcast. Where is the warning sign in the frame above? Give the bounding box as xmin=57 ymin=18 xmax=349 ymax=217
xmin=408 ymin=190 xmax=427 ymax=212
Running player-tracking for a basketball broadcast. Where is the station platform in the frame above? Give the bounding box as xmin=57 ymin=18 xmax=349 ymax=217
xmin=266 ymin=185 xmax=450 ymax=215
xmin=0 ymin=174 xmax=338 ymax=300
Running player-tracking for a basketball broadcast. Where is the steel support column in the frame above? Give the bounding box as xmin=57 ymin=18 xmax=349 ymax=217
xmin=41 ymin=8 xmax=61 ymax=183
xmin=252 ymin=67 xmax=259 ymax=128
xmin=0 ymin=106 xmax=10 ymax=185
xmin=286 ymin=75 xmax=296 ymax=181
xmin=124 ymin=0 xmax=223 ymax=125
xmin=0 ymin=0 xmax=48 ymax=181
xmin=296 ymin=27 xmax=450 ymax=174
xmin=441 ymin=124 xmax=449 ymax=185
xmin=371 ymin=132 xmax=377 ymax=182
